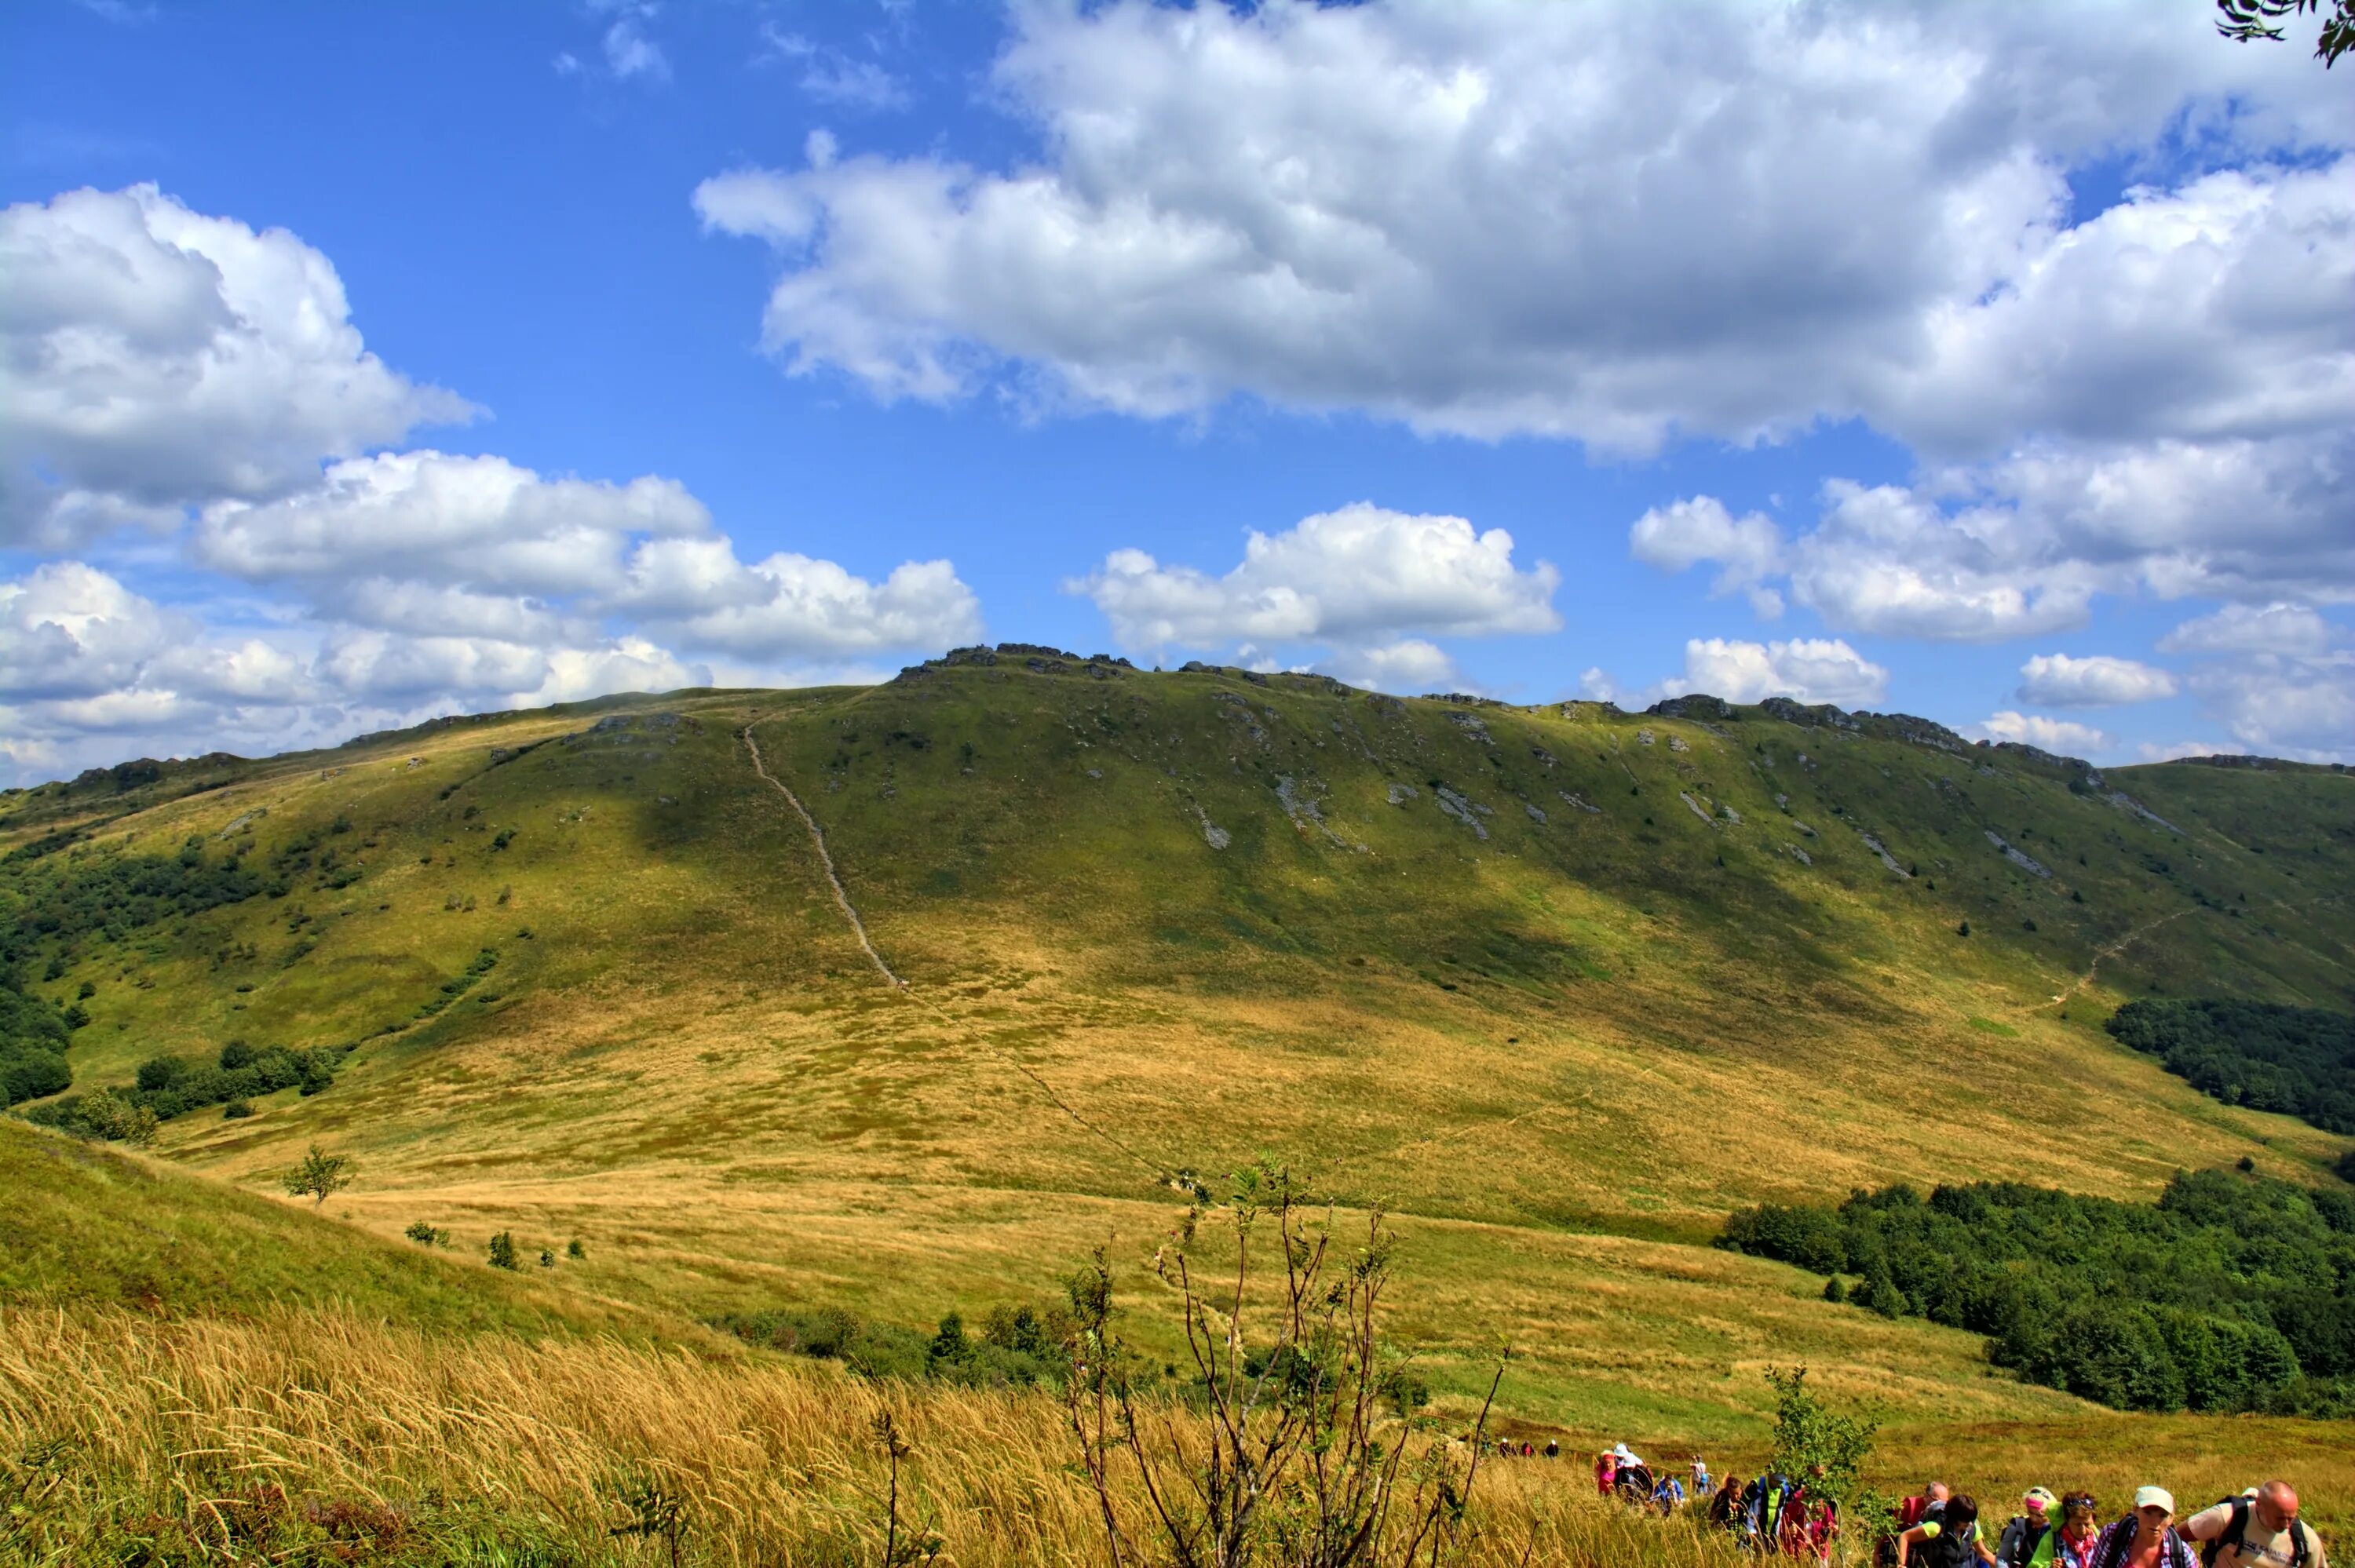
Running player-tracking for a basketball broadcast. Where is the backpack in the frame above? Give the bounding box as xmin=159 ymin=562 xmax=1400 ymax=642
xmin=2200 ymin=1499 xmax=2311 ymax=1568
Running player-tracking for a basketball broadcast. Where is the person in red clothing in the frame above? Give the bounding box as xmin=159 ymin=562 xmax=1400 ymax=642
xmin=2054 ymin=1494 xmax=2102 ymax=1568
xmin=2091 ymin=1489 xmax=2196 ymax=1568
xmin=1596 ymin=1449 xmax=1617 ymax=1497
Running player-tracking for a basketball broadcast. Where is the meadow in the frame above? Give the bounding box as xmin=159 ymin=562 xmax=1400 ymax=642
xmin=2 ymin=656 xmax=2350 ymax=1481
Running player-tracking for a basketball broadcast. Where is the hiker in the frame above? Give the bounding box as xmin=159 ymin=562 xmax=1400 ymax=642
xmin=1884 ymin=1486 xmax=1956 ymax=1568
xmin=2091 ymin=1488 xmax=2198 ymax=1568
xmin=1897 ymin=1492 xmax=1995 ymax=1568
xmin=1997 ymin=1489 xmax=2061 ymax=1568
xmin=1711 ymin=1477 xmax=1748 ymax=1532
xmin=1597 ymin=1449 xmax=1617 ymax=1497
xmin=1543 ymin=1439 xmax=1560 ymax=1459
xmin=1652 ymin=1471 xmax=1685 ymax=1515
xmin=2054 ymin=1494 xmax=2103 ymax=1568
xmin=1691 ymin=1453 xmax=1712 ymax=1497
xmin=2182 ymin=1483 xmax=2327 ymax=1568
xmin=1781 ymin=1486 xmax=1820 ymax=1560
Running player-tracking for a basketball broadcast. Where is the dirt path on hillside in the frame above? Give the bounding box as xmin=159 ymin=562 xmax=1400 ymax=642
xmin=739 ymin=720 xmax=1174 ymax=1183
xmin=2025 ymin=908 xmax=2201 ymax=1016
xmin=741 ymin=725 xmax=904 ymax=988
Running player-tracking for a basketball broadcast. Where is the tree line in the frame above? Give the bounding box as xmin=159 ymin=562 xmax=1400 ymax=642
xmin=1720 ymin=1168 xmax=2355 ymax=1415
xmin=2107 ymin=997 xmax=2355 ymax=1136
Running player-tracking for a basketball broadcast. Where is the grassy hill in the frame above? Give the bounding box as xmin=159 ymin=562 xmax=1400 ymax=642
xmin=3 ymin=651 xmax=2350 ymax=1432
xmin=0 ymin=1116 xmax=657 ymax=1340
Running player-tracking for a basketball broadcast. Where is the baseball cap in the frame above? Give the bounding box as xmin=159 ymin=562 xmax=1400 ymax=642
xmin=2025 ymin=1489 xmax=2057 ymax=1512
xmin=2135 ymin=1487 xmax=2175 ymax=1514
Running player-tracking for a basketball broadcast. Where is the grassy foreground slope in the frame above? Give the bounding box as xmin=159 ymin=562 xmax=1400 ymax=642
xmin=2 ymin=654 xmax=2350 ymax=1428
xmin=2 ymin=1102 xmax=2348 ymax=1566
xmin=0 ymin=1118 xmax=651 ymax=1340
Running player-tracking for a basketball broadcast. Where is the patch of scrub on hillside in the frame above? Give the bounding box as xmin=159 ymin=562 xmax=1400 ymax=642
xmin=1191 ymin=804 xmax=1230 ymax=851
xmin=1966 ymin=1016 xmax=2020 ymax=1036
xmin=1984 ymin=830 xmax=2050 ymax=878
xmin=1859 ymin=831 xmax=1911 ymax=876
xmin=1433 ymin=785 xmax=1492 ymax=840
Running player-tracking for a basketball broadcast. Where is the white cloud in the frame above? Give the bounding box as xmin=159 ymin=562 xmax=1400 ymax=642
xmin=652 ymin=553 xmax=982 ymax=658
xmin=760 ymin=27 xmax=909 ymax=111
xmin=1973 ymin=710 xmax=2111 ymax=755
xmin=0 ymin=184 xmax=472 ymax=546
xmin=0 ymin=186 xmax=992 ymax=782
xmin=2015 ymin=653 xmax=2178 ymax=708
xmin=189 ymin=449 xmax=982 ymax=661
xmin=1072 ymin=502 xmax=1557 ymax=655
xmin=1628 ymin=497 xmax=1783 ymax=616
xmin=1672 ymin=636 xmax=1889 ymax=707
xmin=1320 ymin=637 xmax=1457 ymax=694
xmin=2158 ymin=602 xmax=2336 ymax=657
xmin=695 ymin=2 xmax=2353 ymax=456
xmin=1581 ymin=636 xmax=1887 ymax=709
xmin=598 ymin=1 xmax=669 ymax=82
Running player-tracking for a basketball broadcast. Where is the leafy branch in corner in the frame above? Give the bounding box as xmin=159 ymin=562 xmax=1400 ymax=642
xmin=2216 ymin=0 xmax=2355 ymax=66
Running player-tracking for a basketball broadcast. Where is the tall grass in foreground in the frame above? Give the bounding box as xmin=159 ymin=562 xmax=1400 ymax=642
xmin=0 ymin=1307 xmax=1747 ymax=1567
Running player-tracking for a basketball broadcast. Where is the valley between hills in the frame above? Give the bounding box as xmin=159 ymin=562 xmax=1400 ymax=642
xmin=5 ymin=648 xmax=2352 ymax=1446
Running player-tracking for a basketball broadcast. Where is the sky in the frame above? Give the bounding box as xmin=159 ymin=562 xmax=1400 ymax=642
xmin=2 ymin=0 xmax=2351 ymax=786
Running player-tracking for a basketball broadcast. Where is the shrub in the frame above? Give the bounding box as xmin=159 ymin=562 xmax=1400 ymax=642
xmin=221 ymin=1099 xmax=253 ymax=1119
xmin=487 ymin=1231 xmax=519 ymax=1270
xmin=404 ymin=1220 xmax=440 ymax=1245
xmin=567 ymin=1238 xmax=586 ymax=1260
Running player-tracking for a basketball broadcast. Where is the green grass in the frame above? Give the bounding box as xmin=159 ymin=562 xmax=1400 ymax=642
xmin=0 ymin=1118 xmax=651 ymax=1339
xmin=2 ymin=661 xmax=2350 ymax=1433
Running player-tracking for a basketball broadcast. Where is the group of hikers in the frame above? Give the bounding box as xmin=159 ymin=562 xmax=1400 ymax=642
xmin=1558 ymin=1447 xmax=2328 ymax=1568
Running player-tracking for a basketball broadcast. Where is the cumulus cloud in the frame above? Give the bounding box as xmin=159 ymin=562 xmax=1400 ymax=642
xmin=1582 ymin=636 xmax=1887 ymax=709
xmin=1973 ymin=711 xmax=2111 ymax=756
xmin=2154 ymin=604 xmax=2353 ymax=760
xmin=186 ymin=449 xmax=984 ymax=661
xmin=0 ymin=184 xmax=472 ymax=546
xmin=1072 ymin=503 xmax=1557 ymax=658
xmin=0 ymin=187 xmax=989 ymax=782
xmin=2158 ymin=602 xmax=2336 ymax=657
xmin=1320 ymin=637 xmax=1458 ymax=694
xmin=2015 ymin=653 xmax=2178 ymax=708
xmin=1628 ymin=497 xmax=1784 ymax=616
xmin=695 ymin=2 xmax=2352 ymax=455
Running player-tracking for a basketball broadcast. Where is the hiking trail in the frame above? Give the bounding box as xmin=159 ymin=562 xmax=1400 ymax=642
xmin=2027 ymin=908 xmax=2199 ymax=1015
xmin=739 ymin=719 xmax=1173 ymax=1183
xmin=741 ymin=724 xmax=904 ymax=989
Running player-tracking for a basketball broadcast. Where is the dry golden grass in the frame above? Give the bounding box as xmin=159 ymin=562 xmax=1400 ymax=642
xmin=5 ymin=1308 xmax=2344 ymax=1568
xmin=0 ymin=1306 xmax=1753 ymax=1567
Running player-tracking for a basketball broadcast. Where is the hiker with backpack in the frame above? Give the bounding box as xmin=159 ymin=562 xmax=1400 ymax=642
xmin=2182 ymin=1484 xmax=2327 ymax=1568
xmin=2092 ymin=1488 xmax=2199 ymax=1568
xmin=1997 ymin=1488 xmax=2061 ymax=1568
xmin=2054 ymin=1493 xmax=2103 ymax=1568
xmin=1897 ymin=1492 xmax=1995 ymax=1568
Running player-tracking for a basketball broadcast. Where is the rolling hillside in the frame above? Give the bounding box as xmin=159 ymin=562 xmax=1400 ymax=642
xmin=4 ymin=649 xmax=2350 ymax=1431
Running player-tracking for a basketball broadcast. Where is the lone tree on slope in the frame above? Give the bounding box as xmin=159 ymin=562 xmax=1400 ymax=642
xmin=283 ymin=1143 xmax=356 ymax=1210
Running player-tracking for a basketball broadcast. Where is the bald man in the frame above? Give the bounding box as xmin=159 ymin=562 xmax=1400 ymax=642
xmin=2183 ymin=1484 xmax=2327 ymax=1568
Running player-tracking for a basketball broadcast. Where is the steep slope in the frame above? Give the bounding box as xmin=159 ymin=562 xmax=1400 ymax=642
xmin=2 ymin=654 xmax=2349 ymax=1426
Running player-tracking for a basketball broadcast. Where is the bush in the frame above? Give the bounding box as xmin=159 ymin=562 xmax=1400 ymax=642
xmin=221 ymin=1099 xmax=252 ymax=1119
xmin=1 ymin=1049 xmax=70 ymax=1106
xmin=404 ymin=1220 xmax=443 ymax=1245
xmin=487 ymin=1231 xmax=519 ymax=1270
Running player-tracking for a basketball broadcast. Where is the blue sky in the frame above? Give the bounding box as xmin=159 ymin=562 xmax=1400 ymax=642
xmin=2 ymin=1 xmax=2350 ymax=784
